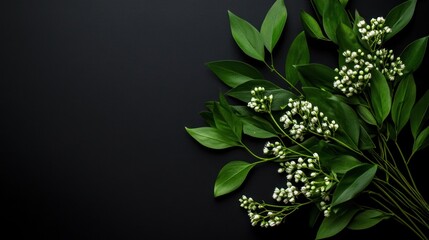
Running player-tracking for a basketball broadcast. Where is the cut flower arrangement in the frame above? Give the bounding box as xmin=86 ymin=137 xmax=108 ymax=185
xmin=185 ymin=0 xmax=429 ymax=239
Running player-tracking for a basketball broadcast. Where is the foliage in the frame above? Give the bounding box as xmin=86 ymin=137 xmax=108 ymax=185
xmin=186 ymin=0 xmax=429 ymax=238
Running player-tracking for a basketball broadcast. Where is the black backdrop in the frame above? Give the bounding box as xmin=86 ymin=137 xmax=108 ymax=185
xmin=1 ymin=0 xmax=428 ymax=239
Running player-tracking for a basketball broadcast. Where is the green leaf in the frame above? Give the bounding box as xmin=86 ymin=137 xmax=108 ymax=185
xmin=331 ymin=164 xmax=377 ymax=207
xmin=370 ymin=70 xmax=391 ymax=126
xmin=353 ymin=11 xmax=371 ymax=51
xmin=228 ymin=11 xmax=265 ymax=61
xmin=200 ymin=111 xmax=215 ymax=127
xmin=358 ymin=125 xmax=376 ymax=150
xmin=339 ymin=0 xmax=348 ymax=7
xmin=295 ymin=64 xmax=336 ymax=91
xmin=348 ymin=209 xmax=390 ymax=230
xmin=322 ymin=155 xmax=362 ymax=174
xmin=214 ymin=161 xmax=254 ymax=197
xmin=185 ymin=127 xmax=241 ymax=149
xmin=410 ymin=90 xmax=429 ymax=139
xmin=413 ymin=126 xmax=429 ymax=154
xmin=303 ymin=87 xmax=360 ymax=150
xmin=285 ymin=32 xmax=310 ymax=86
xmin=260 ymin=0 xmax=287 ymax=52
xmin=206 ymin=60 xmax=264 ymax=88
xmin=400 ymin=36 xmax=428 ymax=74
xmin=337 ymin=23 xmax=362 ymax=52
xmin=385 ymin=0 xmax=417 ymax=41
xmin=391 ymin=75 xmax=416 ymax=133
xmin=357 ymin=105 xmax=377 ymax=126
xmin=241 ymin=116 xmax=278 ymax=138
xmin=316 ymin=206 xmax=359 ymax=239
xmin=311 ymin=0 xmax=327 ymax=17
xmin=213 ymin=95 xmax=243 ymax=140
xmin=300 ymin=11 xmax=326 ymax=40
xmin=227 ymin=80 xmax=295 ymax=111
xmin=309 ymin=205 xmax=321 ymax=228
xmin=322 ymin=0 xmax=351 ymax=43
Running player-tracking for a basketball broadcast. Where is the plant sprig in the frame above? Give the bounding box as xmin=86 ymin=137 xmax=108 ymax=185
xmin=186 ymin=0 xmax=429 ymax=239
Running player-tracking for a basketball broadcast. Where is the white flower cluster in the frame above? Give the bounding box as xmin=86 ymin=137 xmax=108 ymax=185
xmin=371 ymin=48 xmax=405 ymax=81
xmin=274 ymin=153 xmax=333 ymax=210
xmin=239 ymin=152 xmax=335 ymax=227
xmin=239 ymin=195 xmax=284 ymax=227
xmin=279 ymin=99 xmax=339 ymax=141
xmin=263 ymin=141 xmax=287 ymax=159
xmin=334 ymin=49 xmax=374 ymax=96
xmin=247 ymin=86 xmax=273 ymax=113
xmin=334 ymin=17 xmax=406 ymax=97
xmin=334 ymin=48 xmax=405 ymax=96
xmin=357 ymin=17 xmax=391 ymax=47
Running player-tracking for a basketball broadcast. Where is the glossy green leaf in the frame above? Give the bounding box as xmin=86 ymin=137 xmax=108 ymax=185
xmin=322 ymin=155 xmax=362 ymax=174
xmin=358 ymin=125 xmax=376 ymax=150
xmin=352 ymin=11 xmax=371 ymax=51
xmin=295 ymin=64 xmax=336 ymax=91
xmin=303 ymin=87 xmax=360 ymax=150
xmin=285 ymin=32 xmax=310 ymax=86
xmin=260 ymin=0 xmax=287 ymax=52
xmin=385 ymin=0 xmax=417 ymax=41
xmin=370 ymin=70 xmax=391 ymax=126
xmin=400 ymin=36 xmax=428 ymax=74
xmin=337 ymin=23 xmax=361 ymax=52
xmin=348 ymin=209 xmax=390 ymax=230
xmin=185 ymin=127 xmax=241 ymax=149
xmin=331 ymin=164 xmax=377 ymax=207
xmin=228 ymin=11 xmax=265 ymax=61
xmin=213 ymin=96 xmax=243 ymax=139
xmin=241 ymin=116 xmax=278 ymax=138
xmin=227 ymin=80 xmax=295 ymax=111
xmin=413 ymin=126 xmax=429 ymax=154
xmin=300 ymin=11 xmax=326 ymax=40
xmin=357 ymin=105 xmax=377 ymax=126
xmin=206 ymin=60 xmax=264 ymax=88
xmin=386 ymin=121 xmax=398 ymax=141
xmin=322 ymin=0 xmax=351 ymax=43
xmin=339 ymin=0 xmax=348 ymax=7
xmin=200 ymin=111 xmax=215 ymax=127
xmin=311 ymin=0 xmax=326 ymax=16
xmin=316 ymin=206 xmax=359 ymax=239
xmin=392 ymin=75 xmax=416 ymax=133
xmin=309 ymin=205 xmax=321 ymax=228
xmin=410 ymin=90 xmax=429 ymax=139
xmin=214 ymin=161 xmax=254 ymax=197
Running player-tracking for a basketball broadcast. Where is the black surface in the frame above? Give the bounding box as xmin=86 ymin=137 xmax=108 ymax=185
xmin=1 ymin=0 xmax=428 ymax=239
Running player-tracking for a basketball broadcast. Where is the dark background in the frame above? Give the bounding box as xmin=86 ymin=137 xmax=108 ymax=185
xmin=1 ymin=0 xmax=428 ymax=239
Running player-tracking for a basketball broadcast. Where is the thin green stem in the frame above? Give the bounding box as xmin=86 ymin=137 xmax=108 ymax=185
xmin=395 ymin=140 xmax=419 ymax=191
xmin=369 ymin=193 xmax=427 ymax=240
xmin=264 ymin=61 xmax=303 ymax=95
xmin=407 ymin=152 xmax=415 ymax=164
xmin=369 ymin=149 xmax=423 ymax=202
xmin=241 ymin=143 xmax=277 ymax=162
xmin=376 ymin=138 xmax=426 ymax=205
xmin=268 ymin=112 xmax=312 ymax=154
xmin=374 ymin=178 xmax=427 ymax=217
xmin=375 ymin=179 xmax=429 ymax=226
xmin=374 ymin=182 xmax=427 ymax=239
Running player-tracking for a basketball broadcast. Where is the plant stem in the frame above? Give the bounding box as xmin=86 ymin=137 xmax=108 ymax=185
xmin=264 ymin=61 xmax=303 ymax=96
xmin=373 ymin=182 xmax=428 ymax=239
xmin=241 ymin=142 xmax=277 ymax=162
xmin=268 ymin=112 xmax=312 ymax=154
